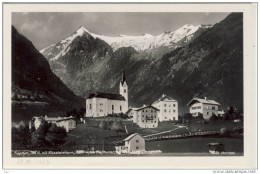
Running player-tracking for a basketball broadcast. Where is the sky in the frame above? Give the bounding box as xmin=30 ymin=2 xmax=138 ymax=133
xmin=12 ymin=12 xmax=230 ymax=50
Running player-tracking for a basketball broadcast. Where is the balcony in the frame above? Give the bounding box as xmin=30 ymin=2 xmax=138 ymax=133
xmin=145 ymin=116 xmax=154 ymax=120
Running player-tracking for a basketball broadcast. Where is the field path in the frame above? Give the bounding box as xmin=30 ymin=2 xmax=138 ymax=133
xmin=143 ymin=126 xmax=189 ymax=138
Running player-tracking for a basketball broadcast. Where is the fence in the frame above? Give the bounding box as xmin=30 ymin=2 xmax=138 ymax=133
xmin=144 ymin=130 xmax=220 ymax=141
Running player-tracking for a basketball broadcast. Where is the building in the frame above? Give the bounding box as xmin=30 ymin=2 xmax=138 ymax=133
xmin=152 ymin=94 xmax=178 ymax=122
xmin=115 ymin=133 xmax=145 ymax=154
xmin=29 ymin=116 xmax=76 ymax=132
xmin=126 ymin=105 xmax=159 ymax=128
xmin=187 ymin=97 xmax=221 ymax=119
xmin=86 ymin=71 xmax=129 ymax=117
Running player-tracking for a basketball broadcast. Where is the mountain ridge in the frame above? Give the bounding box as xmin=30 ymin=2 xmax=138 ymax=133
xmin=39 ymin=13 xmax=243 ymax=114
xmin=12 ymin=26 xmax=85 ymax=122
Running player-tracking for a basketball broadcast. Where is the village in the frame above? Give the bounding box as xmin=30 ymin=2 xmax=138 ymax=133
xmin=14 ymin=70 xmax=244 ymax=157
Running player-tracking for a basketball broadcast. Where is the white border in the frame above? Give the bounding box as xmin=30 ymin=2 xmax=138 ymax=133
xmin=2 ymin=3 xmax=257 ymax=169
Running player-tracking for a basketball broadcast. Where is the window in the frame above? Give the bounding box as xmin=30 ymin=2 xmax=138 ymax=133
xmin=164 ymin=109 xmax=167 ymax=112
xmin=151 ymin=110 xmax=153 ymax=113
xmin=100 ymin=103 xmax=103 ymax=106
xmin=112 ymin=105 xmax=114 ymax=110
xmin=142 ymin=115 xmax=144 ymax=117
xmin=146 ymin=110 xmax=147 ymax=112
xmin=146 ymin=121 xmax=147 ymax=122
xmin=120 ymin=105 xmax=122 ymax=111
xmin=136 ymin=140 xmax=139 ymax=143
xmin=212 ymin=106 xmax=215 ymax=110
xmin=89 ymin=104 xmax=92 ymax=109
xmin=173 ymin=104 xmax=175 ymax=107
xmin=169 ymin=104 xmax=171 ymax=107
xmin=165 ymin=117 xmax=167 ymax=119
xmin=124 ymin=89 xmax=126 ymax=93
xmin=153 ymin=125 xmax=155 ymax=127
xmin=207 ymin=112 xmax=209 ymax=115
xmin=164 ymin=104 xmax=166 ymax=107
xmin=142 ymin=120 xmax=144 ymax=122
xmin=155 ymin=121 xmax=156 ymax=123
xmin=143 ymin=110 xmax=144 ymax=112
xmin=173 ymin=110 xmax=175 ymax=113
xmin=169 ymin=110 xmax=171 ymax=113
xmin=151 ymin=121 xmax=153 ymax=123
xmin=100 ymin=109 xmax=103 ymax=112
xmin=136 ymin=146 xmax=139 ymax=149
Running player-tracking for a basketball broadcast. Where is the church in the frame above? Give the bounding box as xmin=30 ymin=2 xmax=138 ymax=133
xmin=85 ymin=71 xmax=129 ymax=117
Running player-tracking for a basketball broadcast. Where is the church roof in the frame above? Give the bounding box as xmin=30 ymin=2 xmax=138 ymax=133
xmin=87 ymin=92 xmax=126 ymax=101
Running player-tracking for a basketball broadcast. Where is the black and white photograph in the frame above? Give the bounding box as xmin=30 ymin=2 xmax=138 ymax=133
xmin=2 ymin=3 xmax=257 ymax=169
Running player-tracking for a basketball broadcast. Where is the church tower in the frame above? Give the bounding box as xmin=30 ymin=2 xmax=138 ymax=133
xmin=120 ymin=70 xmax=128 ymax=109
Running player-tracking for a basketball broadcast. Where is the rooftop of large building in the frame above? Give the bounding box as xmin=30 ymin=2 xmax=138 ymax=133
xmin=152 ymin=94 xmax=177 ymax=104
xmin=87 ymin=92 xmax=126 ymax=101
xmin=187 ymin=97 xmax=220 ymax=106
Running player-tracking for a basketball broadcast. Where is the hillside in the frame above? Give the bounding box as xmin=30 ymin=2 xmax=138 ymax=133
xmin=12 ymin=26 xmax=85 ymax=122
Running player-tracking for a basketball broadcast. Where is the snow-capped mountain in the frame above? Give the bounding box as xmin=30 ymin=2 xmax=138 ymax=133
xmin=38 ymin=13 xmax=243 ymax=114
xmin=40 ymin=24 xmax=211 ymax=61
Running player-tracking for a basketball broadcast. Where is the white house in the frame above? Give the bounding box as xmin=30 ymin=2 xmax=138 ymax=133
xmin=29 ymin=116 xmax=76 ymax=132
xmin=152 ymin=94 xmax=178 ymax=122
xmin=187 ymin=97 xmax=221 ymax=119
xmin=115 ymin=133 xmax=145 ymax=154
xmin=126 ymin=105 xmax=159 ymax=128
xmin=86 ymin=71 xmax=128 ymax=117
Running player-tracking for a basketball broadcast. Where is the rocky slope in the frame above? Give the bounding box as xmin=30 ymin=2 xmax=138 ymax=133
xmin=12 ymin=26 xmax=85 ymax=122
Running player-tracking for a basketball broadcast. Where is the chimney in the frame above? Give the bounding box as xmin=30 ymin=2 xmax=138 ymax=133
xmin=204 ymin=97 xmax=207 ymax=101
xmin=162 ymin=93 xmax=165 ymax=97
xmin=143 ymin=104 xmax=146 ymax=107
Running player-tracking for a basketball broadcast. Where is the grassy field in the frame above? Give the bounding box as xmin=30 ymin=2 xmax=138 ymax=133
xmin=146 ymin=137 xmax=243 ymax=153
xmin=66 ymin=118 xmax=243 ymax=144
xmin=69 ymin=118 xmax=182 ymax=141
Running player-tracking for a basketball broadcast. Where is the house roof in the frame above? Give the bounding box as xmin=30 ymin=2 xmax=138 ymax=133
xmin=87 ymin=92 xmax=126 ymax=101
xmin=152 ymin=94 xmax=177 ymax=104
xmin=187 ymin=97 xmax=220 ymax=106
xmin=125 ymin=107 xmax=138 ymax=114
xmin=124 ymin=133 xmax=144 ymax=141
xmin=132 ymin=105 xmax=160 ymax=112
xmin=32 ymin=116 xmax=75 ymax=122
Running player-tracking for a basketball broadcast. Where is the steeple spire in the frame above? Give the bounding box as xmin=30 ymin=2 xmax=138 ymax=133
xmin=121 ymin=70 xmax=127 ymax=85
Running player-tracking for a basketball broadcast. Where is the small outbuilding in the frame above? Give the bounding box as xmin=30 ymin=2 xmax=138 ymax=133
xmin=115 ymin=133 xmax=145 ymax=154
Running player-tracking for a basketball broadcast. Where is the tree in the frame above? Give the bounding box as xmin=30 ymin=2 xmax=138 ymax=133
xmin=223 ymin=106 xmax=241 ymax=120
xmin=12 ymin=123 xmax=31 ymax=150
xmin=111 ymin=121 xmax=124 ymax=136
xmin=31 ymin=121 xmax=51 ymax=148
xmin=183 ymin=113 xmax=193 ymax=121
xmin=45 ymin=124 xmax=67 ymax=146
xmin=197 ymin=113 xmax=204 ymax=120
xmin=210 ymin=113 xmax=218 ymax=121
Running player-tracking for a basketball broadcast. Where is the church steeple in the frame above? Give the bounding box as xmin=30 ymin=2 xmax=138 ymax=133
xmin=121 ymin=70 xmax=127 ymax=85
xmin=119 ymin=70 xmax=128 ymax=110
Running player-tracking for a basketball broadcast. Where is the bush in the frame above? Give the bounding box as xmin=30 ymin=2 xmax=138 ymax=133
xmin=31 ymin=121 xmax=67 ymax=149
xmin=12 ymin=123 xmax=31 ymax=150
xmin=209 ymin=113 xmax=218 ymax=121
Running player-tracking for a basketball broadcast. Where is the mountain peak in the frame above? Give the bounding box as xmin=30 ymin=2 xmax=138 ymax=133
xmin=181 ymin=24 xmax=195 ymax=28
xmin=75 ymin=26 xmax=89 ymax=34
